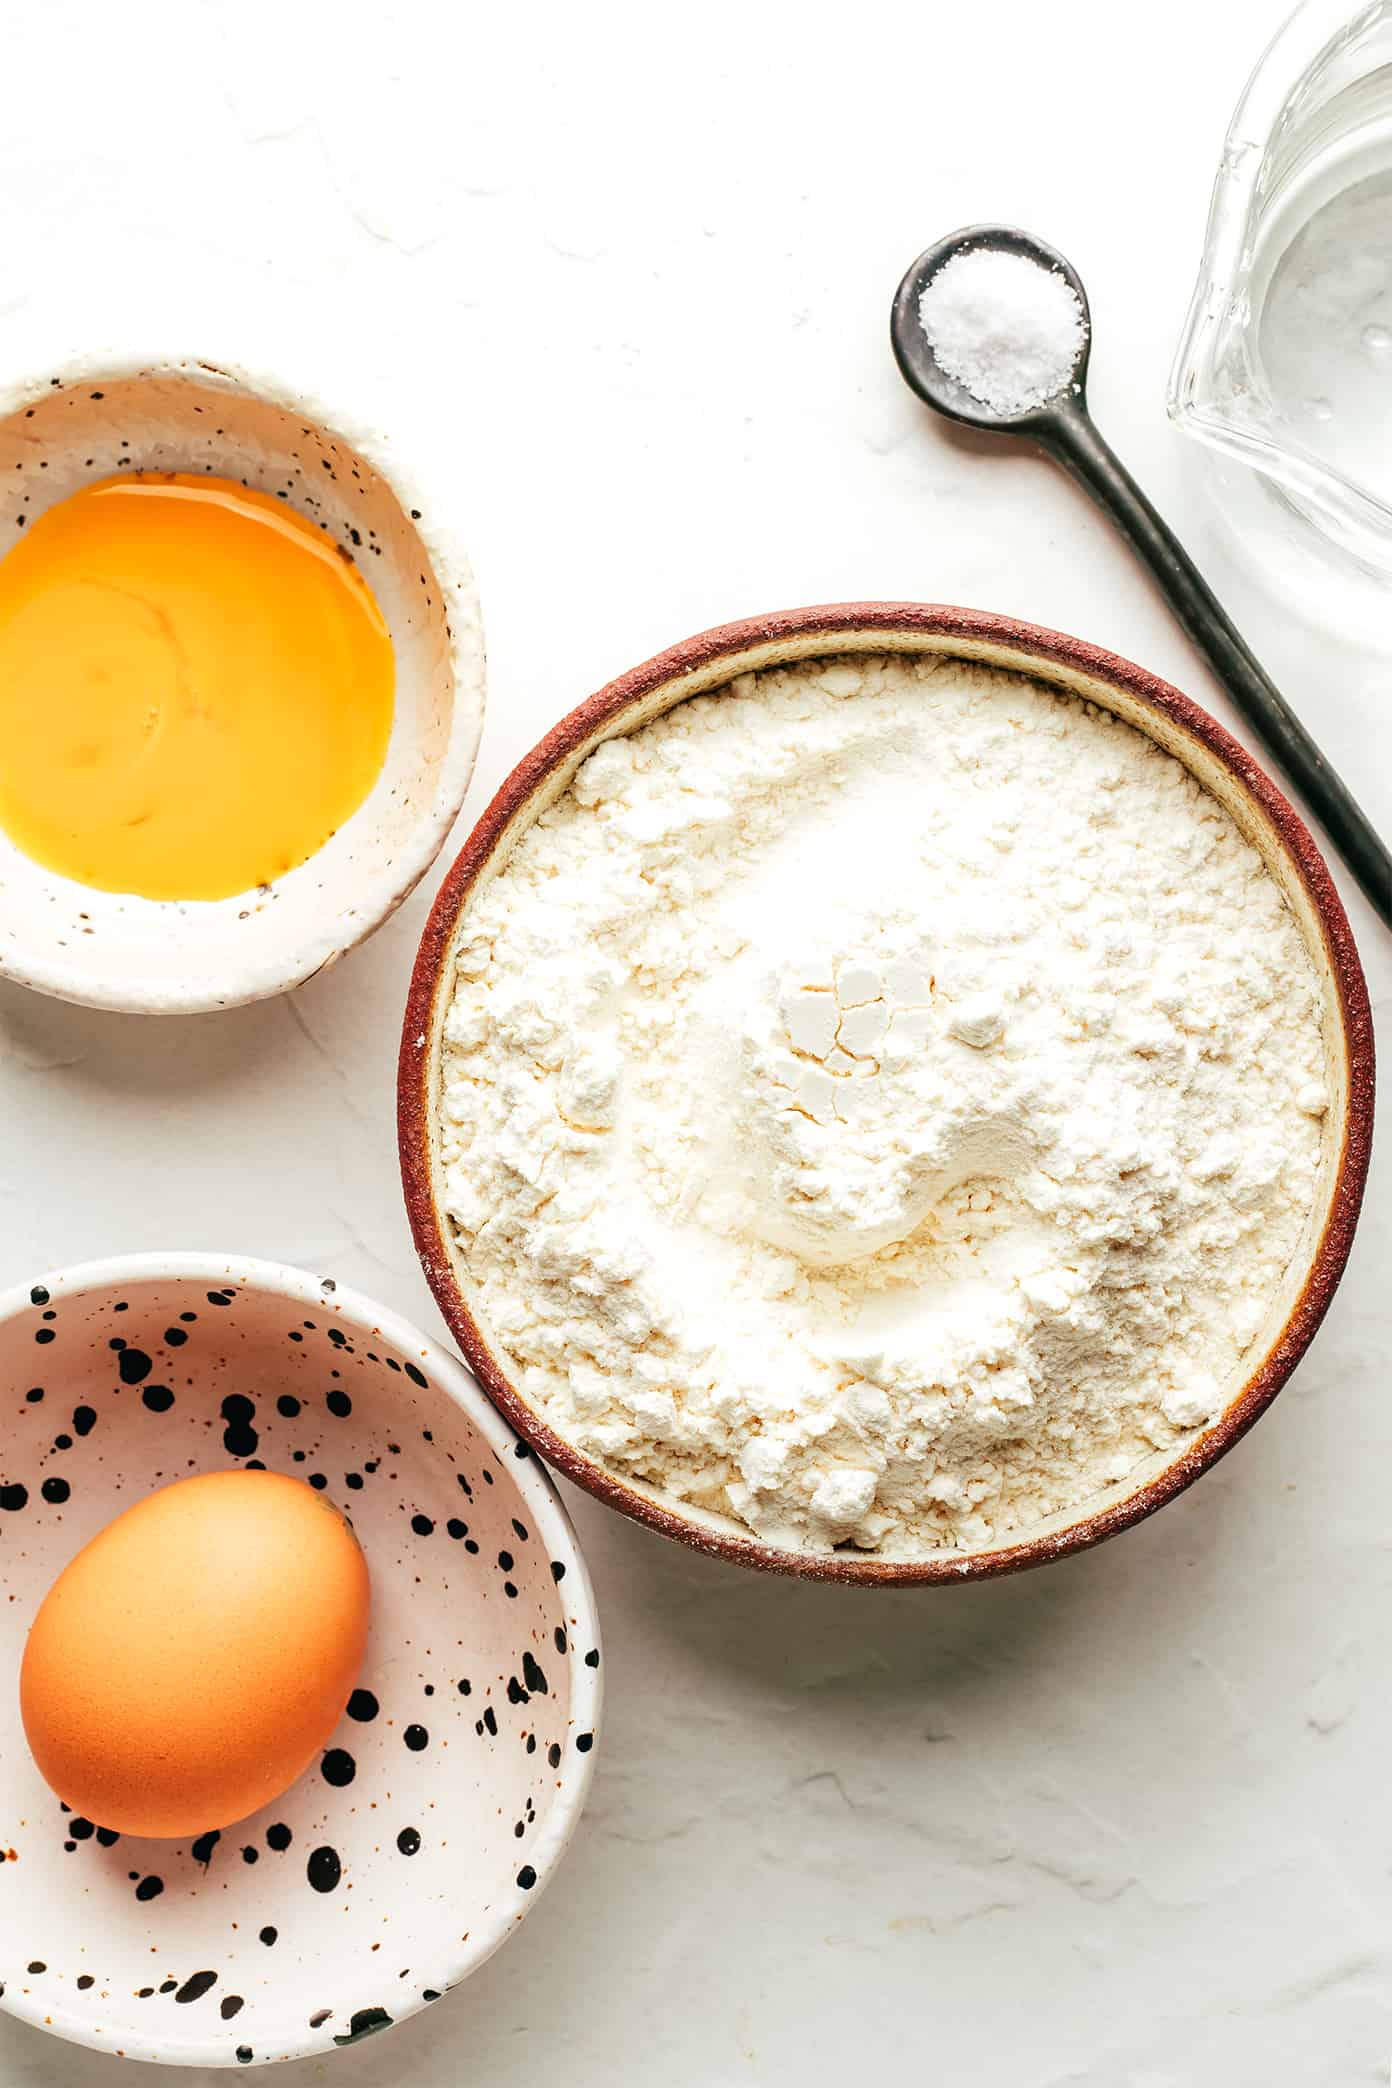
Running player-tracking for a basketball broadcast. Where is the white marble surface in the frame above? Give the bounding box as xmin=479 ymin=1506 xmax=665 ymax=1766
xmin=1 ymin=2 xmax=1388 ymax=2081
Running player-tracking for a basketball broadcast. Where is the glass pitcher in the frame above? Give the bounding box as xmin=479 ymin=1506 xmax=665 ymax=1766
xmin=1169 ymin=0 xmax=1392 ymax=606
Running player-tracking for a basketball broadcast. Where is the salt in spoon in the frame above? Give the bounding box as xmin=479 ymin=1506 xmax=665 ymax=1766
xmin=890 ymin=224 xmax=1391 ymax=930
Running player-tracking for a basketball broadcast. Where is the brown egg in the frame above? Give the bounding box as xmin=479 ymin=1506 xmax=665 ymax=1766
xmin=20 ymin=1469 xmax=370 ymax=1837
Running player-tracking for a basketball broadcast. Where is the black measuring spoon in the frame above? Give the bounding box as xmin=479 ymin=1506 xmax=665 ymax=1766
xmin=891 ymin=223 xmax=1391 ymax=930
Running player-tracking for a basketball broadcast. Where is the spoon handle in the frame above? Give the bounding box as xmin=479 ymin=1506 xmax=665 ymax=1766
xmin=1039 ymin=399 xmax=1391 ymax=930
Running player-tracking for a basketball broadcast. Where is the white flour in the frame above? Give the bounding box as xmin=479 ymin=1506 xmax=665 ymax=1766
xmin=439 ymin=654 xmax=1328 ymax=1557
xmin=919 ymin=248 xmax=1086 ymax=415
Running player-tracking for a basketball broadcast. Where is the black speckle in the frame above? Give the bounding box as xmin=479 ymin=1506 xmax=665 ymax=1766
xmin=221 ymin=1995 xmax=245 ymax=2019
xmin=507 ymin=1676 xmax=528 ymax=1707
xmin=497 ymin=1550 xmax=514 ymax=1572
xmin=206 ymin=1290 xmax=234 ymax=1306
xmin=95 ymin=1827 xmax=118 ymax=1847
xmin=504 ymin=1582 xmax=519 ymax=1599
xmin=266 ymin=1822 xmax=292 ymax=1852
xmin=241 ymin=1844 xmax=259 ymax=1864
xmin=345 ymin=1471 xmax=364 ymax=1490
xmin=403 ymin=1724 xmax=428 ymax=1752
xmin=237 ymin=2046 xmax=254 ymax=2064
xmin=117 ymin=1348 xmax=152 ymax=1385
xmin=523 ymin=1652 xmax=549 ymax=1695
xmin=25 ymin=1388 xmax=43 ymax=1404
xmin=41 ymin=1477 xmax=69 ymax=1505
xmin=27 ymin=1961 xmax=46 ymax=1974
xmin=73 ymin=1406 xmax=96 ymax=1436
xmin=309 ymin=1473 xmax=328 ymax=1491
xmin=30 ymin=1285 xmax=50 ymax=1306
xmin=159 ymin=1979 xmax=178 ymax=1993
xmin=53 ymin=1432 xmax=72 ymax=1451
xmin=142 ymin=1386 xmax=174 ymax=1414
xmin=512 ymin=1518 xmax=529 ymax=1541
xmin=277 ymin=1395 xmax=301 ymax=1417
xmin=69 ymin=1816 xmax=95 ymax=1840
xmin=457 ymin=1678 xmax=472 ymax=1696
xmin=220 ymin=1393 xmax=257 ymax=1457
xmin=164 ymin=1326 xmax=189 ymax=1347
xmin=411 ymin=1514 xmax=434 ymax=1537
xmin=259 ymin=1926 xmax=277 ymax=1946
xmin=517 ymin=1865 xmax=537 ymax=1889
xmin=334 ymin=2007 xmax=394 ymax=2046
xmin=554 ymin=1627 xmax=568 ymax=1655
xmin=548 ymin=1743 xmax=561 ymax=1768
xmin=175 ymin=1970 xmax=218 ymax=2003
xmin=422 ymin=1988 xmax=441 ymax=2002
xmin=585 ymin=1649 xmax=600 ymax=1668
xmin=138 ymin=1986 xmax=154 ymax=1998
xmin=34 ymin=1328 xmax=55 ymax=1346
xmin=0 ymin=1484 xmax=28 ymax=1512
xmin=576 ymin=1731 xmax=594 ymax=1752
xmin=191 ymin=1829 xmax=220 ymax=1869
xmin=76 ymin=1974 xmax=95 ymax=1989
xmin=326 ymin=1390 xmax=352 ymax=1418
xmin=482 ymin=1706 xmax=498 ymax=1737
xmin=550 ymin=1560 xmax=566 ymax=1582
xmin=321 ymin=1748 xmax=356 ymax=1787
xmin=446 ymin=1518 xmax=467 ymax=1539
xmin=513 ymin=1442 xmax=529 ymax=1460
xmin=396 ymin=1827 xmax=420 ymax=1856
xmin=404 ymin=1363 xmax=427 ymax=1388
xmin=309 ymin=2008 xmax=332 ymax=2027
xmin=180 ymin=1311 xmax=197 ymax=1323
xmin=464 ymin=1539 xmax=479 ymax=1555
xmin=134 ymin=1874 xmax=163 ymax=1901
xmin=307 ymin=1845 xmax=341 ymax=1892
xmin=347 ymin=1688 xmax=378 ymax=1722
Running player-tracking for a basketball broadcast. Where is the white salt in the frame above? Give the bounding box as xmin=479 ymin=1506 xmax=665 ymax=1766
xmin=918 ymin=248 xmax=1086 ymax=415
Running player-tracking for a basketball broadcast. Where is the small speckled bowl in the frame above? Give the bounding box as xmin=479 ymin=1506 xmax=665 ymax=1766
xmin=0 ymin=355 xmax=486 ymax=1013
xmin=399 ymin=603 xmax=1375 ymax=1586
xmin=0 ymin=1254 xmax=600 ymax=2067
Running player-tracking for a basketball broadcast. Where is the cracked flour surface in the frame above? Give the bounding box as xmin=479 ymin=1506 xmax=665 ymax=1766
xmin=438 ymin=652 xmax=1328 ymax=1557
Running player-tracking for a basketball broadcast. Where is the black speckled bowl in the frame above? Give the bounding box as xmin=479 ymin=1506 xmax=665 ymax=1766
xmin=0 ymin=1254 xmax=601 ymax=2068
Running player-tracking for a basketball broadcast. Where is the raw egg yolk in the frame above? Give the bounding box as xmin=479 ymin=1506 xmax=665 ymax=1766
xmin=0 ymin=473 xmax=394 ymax=901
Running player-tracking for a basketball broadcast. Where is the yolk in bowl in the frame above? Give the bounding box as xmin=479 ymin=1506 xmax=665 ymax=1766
xmin=0 ymin=473 xmax=394 ymax=901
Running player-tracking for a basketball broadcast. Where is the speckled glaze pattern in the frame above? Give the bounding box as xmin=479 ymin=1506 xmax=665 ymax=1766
xmin=399 ymin=602 xmax=1375 ymax=1587
xmin=0 ymin=1256 xmax=600 ymax=2067
xmin=0 ymin=356 xmax=487 ymax=1014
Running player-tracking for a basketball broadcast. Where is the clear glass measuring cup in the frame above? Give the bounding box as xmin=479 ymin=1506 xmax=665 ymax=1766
xmin=1169 ymin=0 xmax=1392 ymax=595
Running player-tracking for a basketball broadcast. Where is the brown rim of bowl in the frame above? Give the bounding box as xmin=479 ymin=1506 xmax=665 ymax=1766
xmin=399 ymin=601 xmax=1376 ymax=1587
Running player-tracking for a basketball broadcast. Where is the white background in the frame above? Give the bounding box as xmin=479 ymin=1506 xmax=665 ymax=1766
xmin=1 ymin=2 xmax=1389 ymax=2082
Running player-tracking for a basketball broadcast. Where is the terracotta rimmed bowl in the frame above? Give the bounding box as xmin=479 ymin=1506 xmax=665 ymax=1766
xmin=0 ymin=355 xmax=486 ymax=1014
xmin=0 ymin=1254 xmax=600 ymax=2067
xmin=399 ymin=604 xmax=1374 ymax=1587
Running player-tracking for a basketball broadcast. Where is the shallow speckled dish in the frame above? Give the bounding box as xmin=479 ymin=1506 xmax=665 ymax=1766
xmin=399 ymin=603 xmax=1375 ymax=1586
xmin=0 ymin=355 xmax=486 ymax=1014
xmin=0 ymin=1254 xmax=600 ymax=2067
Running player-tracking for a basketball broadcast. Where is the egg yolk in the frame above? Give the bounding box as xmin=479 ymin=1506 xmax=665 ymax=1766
xmin=0 ymin=473 xmax=394 ymax=901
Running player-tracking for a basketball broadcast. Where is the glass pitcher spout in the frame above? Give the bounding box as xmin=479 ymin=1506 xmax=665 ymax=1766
xmin=1170 ymin=0 xmax=1392 ymax=581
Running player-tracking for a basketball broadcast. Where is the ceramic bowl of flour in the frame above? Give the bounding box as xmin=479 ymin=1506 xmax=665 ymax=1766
xmin=0 ymin=1254 xmax=600 ymax=2066
xmin=0 ymin=355 xmax=485 ymax=1014
xmin=399 ymin=603 xmax=1373 ymax=1586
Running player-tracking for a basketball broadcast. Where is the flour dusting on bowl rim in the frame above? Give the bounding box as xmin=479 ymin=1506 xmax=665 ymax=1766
xmin=399 ymin=602 xmax=1375 ymax=1587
